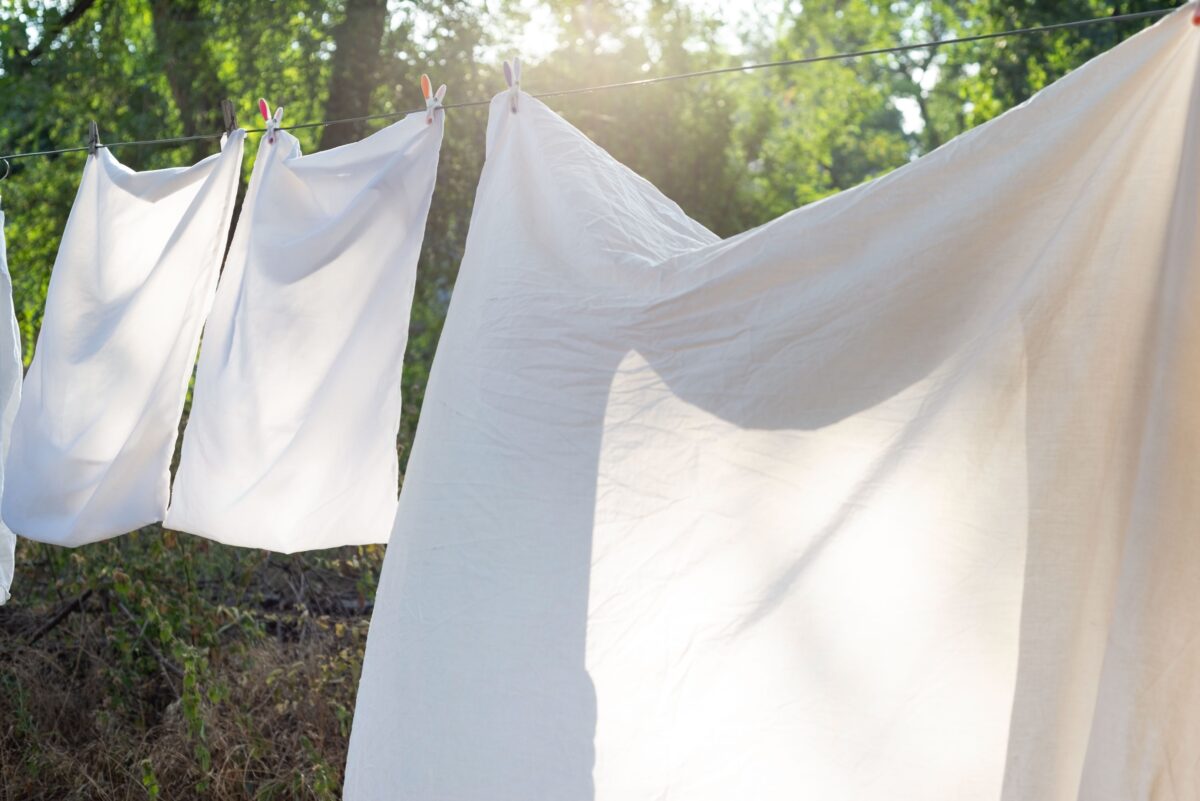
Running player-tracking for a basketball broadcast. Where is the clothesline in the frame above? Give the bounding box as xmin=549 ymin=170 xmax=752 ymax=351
xmin=0 ymin=6 xmax=1175 ymax=165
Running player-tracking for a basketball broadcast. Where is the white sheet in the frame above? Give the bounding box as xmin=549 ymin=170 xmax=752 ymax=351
xmin=346 ymin=7 xmax=1200 ymax=799
xmin=165 ymin=113 xmax=443 ymax=552
xmin=2 ymin=133 xmax=244 ymax=546
xmin=0 ymin=210 xmax=21 ymax=602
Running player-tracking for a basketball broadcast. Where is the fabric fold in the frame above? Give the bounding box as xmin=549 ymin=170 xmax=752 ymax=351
xmin=165 ymin=113 xmax=444 ymax=552
xmin=346 ymin=6 xmax=1200 ymax=800
xmin=0 ymin=210 xmax=21 ymax=602
xmin=2 ymin=133 xmax=245 ymax=546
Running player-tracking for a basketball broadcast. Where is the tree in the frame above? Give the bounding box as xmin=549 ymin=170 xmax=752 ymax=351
xmin=149 ymin=0 xmax=229 ymax=162
xmin=735 ymin=0 xmax=1163 ymax=223
xmin=320 ymin=0 xmax=390 ymax=150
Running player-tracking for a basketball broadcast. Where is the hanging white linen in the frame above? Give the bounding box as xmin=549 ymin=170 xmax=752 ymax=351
xmin=165 ymin=112 xmax=444 ymax=552
xmin=0 ymin=210 xmax=21 ymax=603
xmin=346 ymin=7 xmax=1200 ymax=800
xmin=1 ymin=133 xmax=245 ymax=546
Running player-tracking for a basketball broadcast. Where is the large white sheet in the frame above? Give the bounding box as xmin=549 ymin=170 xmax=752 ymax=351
xmin=346 ymin=7 xmax=1200 ymax=800
xmin=2 ymin=134 xmax=245 ymax=546
xmin=166 ymin=113 xmax=443 ymax=552
xmin=0 ymin=211 xmax=20 ymax=603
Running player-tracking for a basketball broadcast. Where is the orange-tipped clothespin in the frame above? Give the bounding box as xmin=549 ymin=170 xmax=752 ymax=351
xmin=422 ymin=74 xmax=447 ymax=124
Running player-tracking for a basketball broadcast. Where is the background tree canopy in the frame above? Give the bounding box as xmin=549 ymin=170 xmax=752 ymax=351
xmin=0 ymin=1 xmax=1166 ymax=798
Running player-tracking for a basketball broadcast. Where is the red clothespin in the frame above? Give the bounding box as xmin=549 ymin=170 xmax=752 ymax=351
xmin=422 ymin=74 xmax=447 ymax=125
xmin=503 ymin=57 xmax=521 ymax=113
xmin=1193 ymin=5 xmax=1200 ymax=26
xmin=258 ymin=98 xmax=284 ymax=144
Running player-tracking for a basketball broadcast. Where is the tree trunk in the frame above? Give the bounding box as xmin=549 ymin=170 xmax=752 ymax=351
xmin=149 ymin=0 xmax=228 ymax=162
xmin=319 ymin=0 xmax=389 ymax=151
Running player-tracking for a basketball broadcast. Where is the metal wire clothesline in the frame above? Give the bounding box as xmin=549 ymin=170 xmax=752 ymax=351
xmin=0 ymin=6 xmax=1178 ymax=164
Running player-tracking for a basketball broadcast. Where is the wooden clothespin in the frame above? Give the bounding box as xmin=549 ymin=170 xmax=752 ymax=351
xmin=221 ymin=99 xmax=237 ymax=135
xmin=87 ymin=121 xmax=100 ymax=156
xmin=503 ymin=57 xmax=522 ymax=113
xmin=421 ymin=74 xmax=447 ymax=125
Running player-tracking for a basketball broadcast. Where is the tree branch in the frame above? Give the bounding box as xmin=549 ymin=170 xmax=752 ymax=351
xmin=8 ymin=0 xmax=98 ymax=73
xmin=26 ymin=588 xmax=93 ymax=646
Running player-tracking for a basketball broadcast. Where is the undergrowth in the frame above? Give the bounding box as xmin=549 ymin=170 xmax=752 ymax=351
xmin=0 ymin=529 xmax=383 ymax=800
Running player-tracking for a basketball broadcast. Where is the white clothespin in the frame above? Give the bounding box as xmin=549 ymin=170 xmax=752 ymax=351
xmin=421 ymin=74 xmax=447 ymax=125
xmin=259 ymin=98 xmax=284 ymax=144
xmin=503 ymin=57 xmax=521 ymax=113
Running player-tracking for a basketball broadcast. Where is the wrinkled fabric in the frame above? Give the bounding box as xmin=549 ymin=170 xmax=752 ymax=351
xmin=166 ymin=113 xmax=443 ymax=552
xmin=346 ymin=8 xmax=1200 ymax=800
xmin=2 ymin=133 xmax=245 ymax=546
xmin=0 ymin=211 xmax=20 ymax=603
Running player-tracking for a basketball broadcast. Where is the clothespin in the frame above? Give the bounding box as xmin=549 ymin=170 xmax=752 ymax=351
xmin=421 ymin=74 xmax=447 ymax=125
xmin=1193 ymin=4 xmax=1200 ymax=26
xmin=503 ymin=57 xmax=521 ymax=113
xmin=87 ymin=121 xmax=100 ymax=156
xmin=258 ymin=98 xmax=284 ymax=144
xmin=221 ymin=98 xmax=237 ymax=135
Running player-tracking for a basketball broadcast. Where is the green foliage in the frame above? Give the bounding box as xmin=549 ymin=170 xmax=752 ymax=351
xmin=0 ymin=0 xmax=1166 ymax=797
